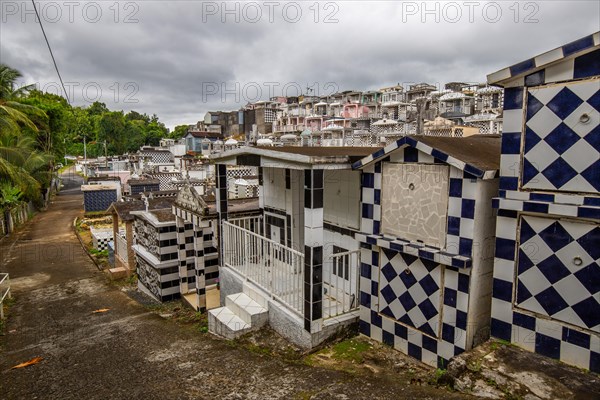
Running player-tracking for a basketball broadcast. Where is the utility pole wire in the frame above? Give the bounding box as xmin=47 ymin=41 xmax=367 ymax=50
xmin=31 ymin=0 xmax=71 ymax=105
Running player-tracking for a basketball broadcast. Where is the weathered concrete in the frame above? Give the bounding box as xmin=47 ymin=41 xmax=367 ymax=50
xmin=0 ymin=168 xmax=469 ymax=399
xmin=448 ymin=340 xmax=600 ymax=400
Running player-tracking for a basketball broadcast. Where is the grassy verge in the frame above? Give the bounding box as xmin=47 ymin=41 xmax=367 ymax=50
xmin=144 ymin=301 xmax=209 ymax=334
xmin=0 ymin=296 xmax=17 ymax=336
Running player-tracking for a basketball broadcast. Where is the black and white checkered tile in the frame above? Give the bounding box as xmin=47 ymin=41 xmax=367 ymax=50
xmin=490 ymin=37 xmax=600 ymax=373
xmin=379 ymin=249 xmax=442 ymax=338
xmin=359 ymin=243 xmax=470 ymax=368
xmin=522 ymin=80 xmax=599 ymax=193
xmin=493 ymin=40 xmax=599 ymax=194
xmin=148 ymin=172 xmax=183 ymax=191
xmin=227 ymin=167 xmax=258 ymax=179
xmin=91 ymin=228 xmax=125 ymax=251
xmin=140 ymin=150 xmax=174 ymax=164
xmin=516 ymin=216 xmax=599 ymax=333
xmin=491 ymin=212 xmax=600 ymax=373
xmin=83 ymin=189 xmax=117 ymax=212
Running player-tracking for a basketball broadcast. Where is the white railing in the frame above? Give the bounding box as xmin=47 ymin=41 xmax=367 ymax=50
xmin=274 ymin=124 xmax=299 ymax=133
xmin=222 ymin=221 xmax=304 ymax=316
xmin=324 ymin=250 xmax=360 ymax=319
xmin=0 ymin=273 xmax=12 ymax=320
xmin=230 ymin=215 xmax=263 ymax=234
xmin=115 ymin=233 xmax=129 ymax=264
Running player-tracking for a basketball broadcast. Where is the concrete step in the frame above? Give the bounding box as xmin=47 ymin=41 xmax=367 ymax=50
xmin=242 ymin=282 xmax=269 ymax=309
xmin=225 ymin=293 xmax=268 ymax=327
xmin=108 ymin=267 xmax=128 ymax=280
xmin=208 ymin=306 xmax=250 ymax=340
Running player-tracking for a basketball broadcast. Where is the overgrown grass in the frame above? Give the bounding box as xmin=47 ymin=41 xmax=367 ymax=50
xmin=490 ymin=338 xmax=513 ymax=351
xmin=89 ymin=248 xmax=108 ymax=257
xmin=0 ymin=297 xmax=16 ymax=335
xmin=144 ymin=301 xmax=209 ymax=333
xmin=83 ymin=211 xmax=110 ymax=218
xmin=303 ymin=337 xmax=371 ymax=370
xmin=322 ymin=338 xmax=372 ymax=364
xmin=246 ymin=343 xmax=272 ymax=357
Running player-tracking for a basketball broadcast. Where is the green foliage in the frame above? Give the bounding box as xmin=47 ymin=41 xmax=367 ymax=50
xmin=329 ymin=339 xmax=371 ymax=363
xmin=89 ymin=248 xmax=108 ymax=257
xmin=429 ymin=367 xmax=450 ymax=386
xmin=170 ymin=124 xmax=189 ymax=139
xmin=0 ymin=63 xmax=174 ymax=204
xmin=0 ymin=182 xmax=22 ymax=207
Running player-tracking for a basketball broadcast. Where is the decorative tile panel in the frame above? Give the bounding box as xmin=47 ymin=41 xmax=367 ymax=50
xmin=522 ymin=79 xmax=600 ymax=193
xmin=516 ymin=215 xmax=600 ymax=333
xmin=379 ymin=248 xmax=442 ymax=338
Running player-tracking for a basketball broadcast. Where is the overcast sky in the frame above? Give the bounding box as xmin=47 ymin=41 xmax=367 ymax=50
xmin=1 ymin=1 xmax=598 ymax=129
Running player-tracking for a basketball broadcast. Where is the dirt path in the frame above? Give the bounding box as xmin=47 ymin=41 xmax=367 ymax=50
xmin=0 ymin=169 xmax=468 ymax=399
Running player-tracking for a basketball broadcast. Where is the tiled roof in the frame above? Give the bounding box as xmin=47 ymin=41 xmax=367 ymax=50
xmin=353 ymin=135 xmax=501 ymax=179
xmin=488 ymin=32 xmax=599 ymax=85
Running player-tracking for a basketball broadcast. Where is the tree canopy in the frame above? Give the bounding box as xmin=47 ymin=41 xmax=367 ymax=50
xmin=0 ymin=63 xmax=175 ymax=206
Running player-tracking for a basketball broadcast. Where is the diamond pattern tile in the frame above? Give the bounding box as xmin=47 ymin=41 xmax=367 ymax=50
xmin=516 ymin=215 xmax=600 ymax=333
xmin=523 ymin=80 xmax=600 ymax=193
xmin=544 ymin=123 xmax=580 ymax=154
xmin=546 ymin=87 xmax=584 ymax=120
xmin=379 ymin=250 xmax=442 ymax=338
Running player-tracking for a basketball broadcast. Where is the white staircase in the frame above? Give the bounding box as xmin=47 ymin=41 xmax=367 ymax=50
xmin=208 ymin=284 xmax=269 ymax=339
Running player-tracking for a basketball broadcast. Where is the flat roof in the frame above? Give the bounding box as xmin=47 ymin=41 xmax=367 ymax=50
xmin=257 ymin=146 xmax=378 ymax=158
xmin=149 ymin=208 xmax=176 ymax=222
xmin=128 ymin=178 xmax=161 ymax=185
xmin=416 ymin=135 xmax=501 ymax=172
xmin=212 ymin=146 xmax=381 ymax=169
xmin=81 ymin=185 xmax=116 ymax=191
xmin=109 ymin=197 xmax=177 ymax=221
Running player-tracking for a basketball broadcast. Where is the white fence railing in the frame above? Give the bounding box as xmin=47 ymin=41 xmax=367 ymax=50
xmin=230 ymin=215 xmax=263 ymax=234
xmin=222 ymin=221 xmax=304 ymax=316
xmin=0 ymin=273 xmax=12 ymax=320
xmin=324 ymin=250 xmax=360 ymax=319
xmin=115 ymin=233 xmax=129 ymax=264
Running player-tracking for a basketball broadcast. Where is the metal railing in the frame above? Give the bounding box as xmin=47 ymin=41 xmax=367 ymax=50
xmin=222 ymin=221 xmax=304 ymax=316
xmin=115 ymin=233 xmax=129 ymax=264
xmin=324 ymin=250 xmax=360 ymax=319
xmin=0 ymin=273 xmax=12 ymax=320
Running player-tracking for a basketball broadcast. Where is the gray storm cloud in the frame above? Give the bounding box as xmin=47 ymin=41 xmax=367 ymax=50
xmin=1 ymin=0 xmax=598 ymax=129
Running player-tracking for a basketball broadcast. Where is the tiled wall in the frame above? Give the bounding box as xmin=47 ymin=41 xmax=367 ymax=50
xmin=134 ymin=217 xmax=181 ymax=302
xmin=136 ymin=255 xmax=181 ymax=302
xmin=83 ymin=189 xmax=117 ymax=212
xmin=359 ymin=243 xmax=471 ymax=368
xmin=497 ymin=48 xmax=600 ymax=193
xmin=130 ymin=183 xmax=160 ymax=195
xmin=492 ymin=211 xmax=599 ymax=372
xmin=172 ymin=205 xmax=220 ymax=311
xmin=491 ymin=47 xmax=600 ymax=372
xmin=356 ymin=144 xmax=499 ymax=367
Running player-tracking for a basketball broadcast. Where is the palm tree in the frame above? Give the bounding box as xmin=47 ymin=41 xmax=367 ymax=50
xmin=0 ymin=64 xmax=46 ymax=134
xmin=0 ymin=64 xmax=52 ymax=204
xmin=0 ymin=129 xmax=52 ymax=201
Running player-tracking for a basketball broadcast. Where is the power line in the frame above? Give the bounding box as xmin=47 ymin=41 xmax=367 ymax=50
xmin=31 ymin=0 xmax=71 ymax=105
